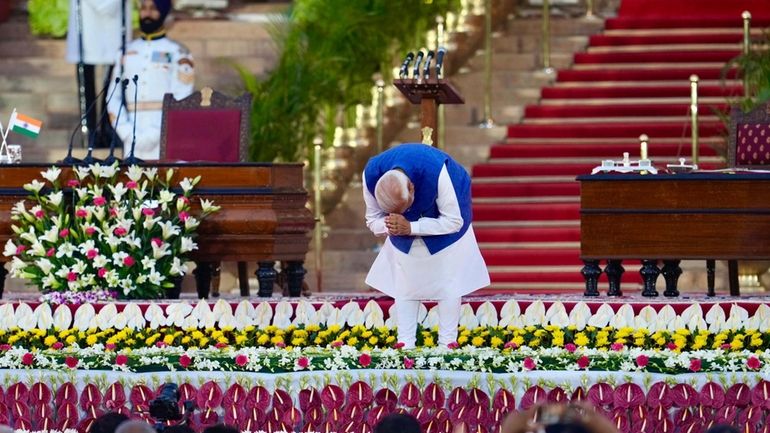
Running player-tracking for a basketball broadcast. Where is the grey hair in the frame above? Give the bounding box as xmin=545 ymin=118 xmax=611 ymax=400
xmin=374 ymin=170 xmax=411 ymax=213
xmin=115 ymin=421 xmax=157 ymax=433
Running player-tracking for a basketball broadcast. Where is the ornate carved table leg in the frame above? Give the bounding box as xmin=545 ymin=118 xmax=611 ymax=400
xmin=640 ymin=259 xmax=660 ymax=297
xmin=706 ymin=259 xmax=716 ymax=297
xmin=257 ymin=261 xmax=277 ymax=297
xmin=581 ymin=260 xmax=602 ymax=297
xmin=604 ymin=260 xmax=624 ymax=297
xmin=193 ymin=261 xmax=214 ymax=299
xmin=285 ymin=261 xmax=307 ymax=297
xmin=0 ymin=265 xmax=8 ymax=299
xmin=661 ymin=260 xmax=682 ymax=297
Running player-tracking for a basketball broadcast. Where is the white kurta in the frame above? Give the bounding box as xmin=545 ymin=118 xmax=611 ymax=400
xmin=66 ymin=0 xmax=132 ymax=65
xmin=364 ymin=165 xmax=490 ymax=300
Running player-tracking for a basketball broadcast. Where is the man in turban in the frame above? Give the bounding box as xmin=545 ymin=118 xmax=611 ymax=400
xmin=107 ymin=0 xmax=195 ymax=160
xmin=363 ymin=143 xmax=490 ymax=349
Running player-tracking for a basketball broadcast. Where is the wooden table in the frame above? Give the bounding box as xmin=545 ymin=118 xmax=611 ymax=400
xmin=0 ymin=163 xmax=314 ymax=298
xmin=578 ymin=172 xmax=770 ymax=297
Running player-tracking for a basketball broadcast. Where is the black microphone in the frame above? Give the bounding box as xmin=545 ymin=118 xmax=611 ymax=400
xmin=81 ymin=75 xmax=123 ymax=165
xmin=435 ymin=47 xmax=447 ymax=80
xmin=103 ymin=79 xmax=130 ymax=165
xmin=399 ymin=52 xmax=415 ymax=79
xmin=124 ymin=75 xmax=143 ymax=165
xmin=412 ymin=51 xmax=424 ymax=81
xmin=423 ymin=50 xmax=435 ymax=80
xmin=63 ymin=77 xmax=118 ymax=164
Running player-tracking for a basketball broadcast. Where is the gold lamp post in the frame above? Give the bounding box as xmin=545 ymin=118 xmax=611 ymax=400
xmin=689 ymin=74 xmax=699 ymax=166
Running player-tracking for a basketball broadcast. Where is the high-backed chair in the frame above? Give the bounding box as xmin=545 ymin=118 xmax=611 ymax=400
xmin=160 ymin=87 xmax=252 ymax=298
xmin=727 ymin=102 xmax=770 ymax=168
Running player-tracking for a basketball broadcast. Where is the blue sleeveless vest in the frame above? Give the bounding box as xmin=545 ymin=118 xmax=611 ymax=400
xmin=364 ymin=143 xmax=472 ymax=255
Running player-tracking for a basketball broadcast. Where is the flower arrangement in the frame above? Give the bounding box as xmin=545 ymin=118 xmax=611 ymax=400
xmin=3 ymin=164 xmax=219 ymax=301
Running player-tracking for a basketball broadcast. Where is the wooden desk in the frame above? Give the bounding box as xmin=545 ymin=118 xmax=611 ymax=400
xmin=578 ymin=173 xmax=770 ymax=297
xmin=0 ymin=163 xmax=314 ymax=298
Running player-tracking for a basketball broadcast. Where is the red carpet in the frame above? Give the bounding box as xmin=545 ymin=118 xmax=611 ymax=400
xmin=488 ymin=142 xmax=718 ymax=159
xmin=473 ymin=163 xmax=596 ymax=177
xmin=588 ymin=33 xmax=743 ymax=46
xmin=473 ymin=203 xmax=579 ymax=222
xmin=573 ymin=50 xmax=739 ymax=64
xmin=475 ymin=227 xmax=580 ymax=243
xmin=472 ymin=182 xmax=579 ymax=197
xmin=557 ymin=68 xmax=738 ymax=82
xmin=525 ymin=103 xmax=728 ymax=118
xmin=617 ymin=0 xmax=770 ymax=20
xmin=507 ymin=122 xmax=724 ymax=139
xmin=540 ymin=85 xmax=740 ymax=99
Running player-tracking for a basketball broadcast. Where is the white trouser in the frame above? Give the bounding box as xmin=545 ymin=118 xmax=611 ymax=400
xmin=394 ymin=298 xmax=461 ymax=348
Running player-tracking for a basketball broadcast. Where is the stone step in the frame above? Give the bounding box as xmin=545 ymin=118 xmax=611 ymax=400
xmin=492 ymin=34 xmax=589 ymax=54
xmin=0 ymin=75 xmax=73 ymax=93
xmin=467 ymin=51 xmax=573 ymax=71
xmin=0 ymin=21 xmax=32 ymax=40
xmin=0 ymin=58 xmax=84 ymax=77
xmin=0 ymin=39 xmax=66 ymax=58
xmin=506 ymin=17 xmax=605 ymax=36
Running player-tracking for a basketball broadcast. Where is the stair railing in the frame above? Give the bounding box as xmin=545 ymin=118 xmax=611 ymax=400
xmin=541 ymin=0 xmax=555 ymax=74
xmin=742 ymin=10 xmax=752 ymax=99
xmin=690 ymin=74 xmax=700 ymax=165
xmin=479 ymin=0 xmax=496 ymax=128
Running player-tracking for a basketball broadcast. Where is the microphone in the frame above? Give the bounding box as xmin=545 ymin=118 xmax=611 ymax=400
xmin=398 ymin=52 xmax=414 ymax=79
xmin=124 ymin=75 xmax=143 ymax=165
xmin=63 ymin=77 xmax=118 ymax=164
xmin=412 ymin=51 xmax=424 ymax=81
xmin=81 ymin=75 xmax=123 ymax=165
xmin=435 ymin=47 xmax=447 ymax=79
xmin=103 ymin=79 xmax=130 ymax=165
xmin=423 ymin=50 xmax=435 ymax=80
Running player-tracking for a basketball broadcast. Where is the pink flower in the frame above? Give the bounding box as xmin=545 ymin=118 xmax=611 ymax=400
xmin=46 ymin=248 xmax=54 ymax=257
xmin=178 ymin=211 xmax=189 ymax=222
xmin=85 ymin=226 xmax=96 ymax=236
xmin=34 ymin=209 xmax=45 ymax=219
xmin=15 ymin=245 xmax=26 ymax=255
xmin=235 ymin=354 xmax=248 ymax=367
xmin=97 ymin=268 xmax=107 ymax=278
xmin=75 ymin=208 xmax=88 ymax=218
xmin=393 ymin=342 xmax=405 ymax=349
xmin=330 ymin=340 xmax=343 ymax=348
xmin=67 ymin=179 xmax=80 ymax=187
xmin=155 ymin=341 xmax=167 ymax=348
xmin=21 ymin=353 xmax=34 ymax=365
xmin=523 ymin=357 xmax=537 ymax=371
xmin=179 ymin=354 xmax=192 ymax=368
xmin=115 ymin=354 xmax=128 ymax=366
xmin=403 ymin=357 xmax=415 ymax=369
xmin=64 ymin=356 xmax=78 ymax=369
xmin=86 ymin=249 xmax=98 ymax=260
xmin=0 ymin=344 xmax=11 ymax=351
xmin=611 ymin=343 xmax=624 ymax=351
xmin=504 ymin=341 xmax=519 ymax=350
xmin=564 ymin=343 xmax=577 ymax=353
xmin=105 ymin=343 xmax=116 ymax=351
xmin=66 ymin=272 xmax=77 ymax=282
xmin=215 ymin=342 xmax=227 ymax=349
xmin=666 ymin=342 xmax=678 ymax=350
xmin=93 ymin=196 xmax=106 ymax=206
xmin=447 ymin=341 xmax=459 ymax=350
xmin=58 ymin=229 xmax=69 ymax=238
xmin=123 ymin=256 xmax=135 ymax=267
xmin=635 ymin=355 xmax=649 ymax=368
xmin=126 ymin=181 xmax=137 ymax=189
xmin=141 ymin=208 xmax=155 ymax=216
xmin=178 ymin=196 xmax=190 ymax=205
xmin=577 ymin=355 xmax=591 ymax=369
xmin=274 ymin=341 xmax=286 ymax=348
xmin=151 ymin=238 xmax=163 ymax=247
xmin=721 ymin=343 xmax=732 ymax=350
xmin=296 ymin=356 xmax=310 ymax=369
xmin=689 ymin=358 xmax=702 ymax=372
xmin=51 ymin=342 xmax=63 ymax=350
xmin=747 ymin=356 xmax=762 ymax=370
xmin=358 ymin=353 xmax=372 ymax=367
xmin=113 ymin=227 xmax=127 ymax=237
xmin=109 ymin=207 xmax=118 ymax=217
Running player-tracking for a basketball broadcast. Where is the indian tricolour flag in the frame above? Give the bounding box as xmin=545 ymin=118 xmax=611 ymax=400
xmin=9 ymin=112 xmax=42 ymax=139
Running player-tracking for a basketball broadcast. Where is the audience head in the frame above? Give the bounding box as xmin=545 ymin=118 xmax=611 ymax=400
xmin=164 ymin=425 xmax=196 ymax=433
xmin=374 ymin=169 xmax=414 ymax=214
xmin=202 ymin=425 xmax=241 ymax=433
xmin=115 ymin=421 xmax=157 ymax=433
xmin=705 ymin=426 xmax=740 ymax=433
xmin=90 ymin=412 xmax=129 ymax=433
xmin=501 ymin=404 xmax=619 ymax=433
xmin=375 ymin=413 xmax=421 ymax=433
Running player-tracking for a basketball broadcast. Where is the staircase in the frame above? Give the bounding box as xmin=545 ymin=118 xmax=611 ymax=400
xmin=472 ymin=6 xmax=770 ymax=293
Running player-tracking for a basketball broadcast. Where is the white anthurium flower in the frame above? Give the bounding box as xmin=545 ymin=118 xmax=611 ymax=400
xmin=143 ymin=216 xmax=161 ymax=230
xmin=40 ymin=166 xmax=61 ymax=183
xmin=611 ymin=304 xmax=635 ymax=329
xmin=96 ymin=303 xmax=117 ymax=330
xmin=180 ymin=177 xmax=195 ymax=193
xmin=569 ymin=302 xmax=591 ymax=331
xmin=384 ymin=305 xmax=396 ymax=328
xmin=545 ymin=302 xmax=567 ymax=327
xmin=477 ymin=301 xmax=499 ymax=327
xmin=108 ymin=182 xmax=128 ymax=202
xmin=234 ymin=301 xmax=255 ymax=330
xmin=636 ymin=306 xmax=658 ymax=331
xmin=180 ymin=237 xmax=197 ymax=253
xmin=458 ymin=303 xmax=478 ymax=329
xmin=316 ymin=302 xmax=335 ymax=327
xmin=524 ymin=300 xmax=546 ymax=327
xmin=423 ymin=306 xmax=439 ymax=328
xmin=498 ymin=300 xmax=520 ymax=328
xmin=35 ymin=258 xmax=53 ymax=275
xmin=141 ymin=256 xmax=156 ymax=270
xmin=184 ymin=217 xmax=199 ymax=230
xmin=363 ymin=300 xmax=384 ymax=328
xmin=212 ymin=299 xmax=233 ymax=320
xmin=144 ymin=302 xmax=165 ymax=329
xmin=254 ymin=302 xmax=273 ymax=328
xmin=143 ymin=167 xmax=158 ymax=181
xmin=55 ymin=242 xmax=76 ymax=258
xmin=29 ymin=241 xmax=46 ymax=257
xmin=72 ymin=303 xmax=96 ymax=330
xmin=126 ymin=165 xmax=143 ymax=181
xmin=273 ymin=301 xmax=293 ymax=328
xmin=170 ymin=257 xmax=188 ymax=276
xmin=47 ymin=191 xmax=63 ymax=206
xmin=23 ymin=179 xmax=45 ymax=193
xmin=148 ymin=270 xmax=164 ymax=286
xmin=219 ymin=313 xmax=237 ymax=329
xmin=112 ymin=313 xmax=127 ymax=330
xmin=123 ymin=303 xmax=145 ymax=330
xmin=34 ymin=303 xmax=53 ymax=330
xmin=0 ymin=304 xmax=15 ymax=330
xmin=41 ymin=226 xmax=58 ymax=243
xmin=588 ymin=304 xmax=614 ymax=328
xmin=52 ymin=304 xmax=72 ymax=329
xmin=16 ymin=303 xmax=36 ymax=330
xmin=166 ymin=302 xmax=193 ymax=327
xmin=3 ymin=240 xmax=17 ymax=257
xmin=200 ymin=198 xmax=220 ymax=214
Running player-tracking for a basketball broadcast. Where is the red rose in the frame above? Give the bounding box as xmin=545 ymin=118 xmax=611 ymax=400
xmin=66 ymin=272 xmax=78 ymax=282
xmin=747 ymin=356 xmax=761 ymax=370
xmin=97 ymin=268 xmax=108 ymax=278
xmin=358 ymin=353 xmax=372 ymax=367
xmin=115 ymin=354 xmax=128 ymax=366
xmin=123 ymin=256 xmax=135 ymax=267
xmin=15 ymin=245 xmax=26 ymax=255
xmin=21 ymin=353 xmax=34 ymax=365
xmin=403 ymin=357 xmax=415 ymax=369
xmin=109 ymin=208 xmax=118 ymax=217
xmin=86 ymin=249 xmax=98 ymax=260
xmin=114 ymin=227 xmax=127 ymax=237
xmin=523 ymin=357 xmax=537 ymax=371
xmin=577 ymin=355 xmax=590 ymax=369
xmin=296 ymin=357 xmax=310 ymax=369
xmin=85 ymin=226 xmax=96 ymax=236
xmin=34 ymin=209 xmax=44 ymax=219
xmin=52 ymin=342 xmax=64 ymax=350
xmin=75 ymin=208 xmax=88 ymax=218
xmin=235 ymin=354 xmax=248 ymax=367
xmin=65 ymin=356 xmax=78 ymax=369
xmin=635 ymin=355 xmax=649 ymax=368
xmin=179 ymin=354 xmax=192 ymax=368
xmin=142 ymin=208 xmax=155 ymax=217
xmin=689 ymin=358 xmax=702 ymax=372
xmin=564 ymin=343 xmax=577 ymax=353
xmin=178 ymin=211 xmax=189 ymax=222
xmin=151 ymin=238 xmax=163 ymax=247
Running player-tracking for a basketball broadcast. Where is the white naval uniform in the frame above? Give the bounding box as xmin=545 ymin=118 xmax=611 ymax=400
xmin=107 ymin=35 xmax=195 ymax=160
xmin=363 ymin=165 xmax=490 ymax=347
xmin=66 ymin=0 xmax=132 ymax=65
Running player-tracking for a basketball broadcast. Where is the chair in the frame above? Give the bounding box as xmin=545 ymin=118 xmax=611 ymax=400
xmin=727 ymin=102 xmax=770 ymax=168
xmin=160 ymin=87 xmax=252 ymax=298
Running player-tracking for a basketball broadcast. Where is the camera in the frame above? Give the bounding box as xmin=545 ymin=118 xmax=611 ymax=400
xmin=150 ymin=383 xmax=195 ymax=432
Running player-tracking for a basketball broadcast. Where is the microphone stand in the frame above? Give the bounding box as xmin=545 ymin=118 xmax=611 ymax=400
xmin=103 ymin=79 xmax=130 ymax=165
xmin=75 ymin=0 xmax=88 ymax=149
xmin=64 ymin=77 xmax=119 ymax=164
xmin=82 ymin=76 xmax=122 ymax=165
xmin=123 ymin=75 xmax=143 ymax=165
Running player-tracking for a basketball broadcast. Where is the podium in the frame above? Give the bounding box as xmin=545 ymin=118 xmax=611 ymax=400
xmin=393 ymin=78 xmax=464 ymax=145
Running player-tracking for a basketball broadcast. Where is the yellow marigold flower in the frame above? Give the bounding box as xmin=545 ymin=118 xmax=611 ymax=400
xmin=269 ymin=335 xmax=283 ymax=345
xmin=361 ymin=331 xmax=373 ymax=339
xmin=750 ymin=337 xmax=763 ymax=347
xmin=198 ymin=337 xmax=210 ymax=347
xmin=257 ymin=334 xmax=269 ymax=345
xmin=265 ymin=325 xmax=277 ymax=333
xmin=306 ymin=324 xmax=320 ymax=332
xmin=217 ymin=336 xmax=228 ymax=345
xmin=181 ymin=336 xmax=191 ymax=345
xmin=369 ymin=336 xmax=378 ymax=345
xmin=386 ymin=336 xmax=396 ymax=344
xmin=7 ymin=335 xmax=19 ymax=345
xmin=314 ymin=337 xmax=323 ymax=344
xmin=675 ymin=328 xmax=690 ymax=336
xmin=328 ymin=325 xmax=341 ymax=333
xmin=575 ymin=333 xmax=590 ymax=347
xmin=163 ymin=335 xmax=175 ymax=346
xmin=291 ymin=338 xmax=305 ymax=346
xmin=490 ymin=337 xmax=503 ymax=348
xmin=86 ymin=335 xmax=98 ymax=346
xmin=460 ymin=329 xmax=471 ymax=337
xmin=634 ymin=338 xmax=646 ymax=347
xmin=471 ymin=336 xmax=485 ymax=347
xmin=534 ymin=329 xmax=547 ymax=338
xmin=655 ymin=337 xmax=666 ymax=346
xmin=731 ymin=340 xmax=743 ymax=350
xmin=530 ymin=338 xmax=541 ymax=347
xmin=512 ymin=335 xmax=525 ymax=346
xmin=191 ymin=331 xmax=203 ymax=340
xmin=423 ymin=336 xmax=435 ymax=347
xmin=44 ymin=336 xmax=57 ymax=347
xmin=210 ymin=331 xmax=223 ymax=340
xmin=339 ymin=331 xmax=350 ymax=340
xmin=347 ymin=337 xmax=359 ymax=346
xmin=458 ymin=335 xmax=469 ymax=345
xmin=65 ymin=335 xmax=76 ymax=345
xmin=235 ymin=335 xmax=247 ymax=345
xmin=125 ymin=339 xmax=135 ymax=346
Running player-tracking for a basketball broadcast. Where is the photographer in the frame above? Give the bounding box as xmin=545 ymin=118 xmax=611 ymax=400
xmin=501 ymin=403 xmax=620 ymax=433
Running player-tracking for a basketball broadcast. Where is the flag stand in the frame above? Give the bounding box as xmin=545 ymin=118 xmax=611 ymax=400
xmin=0 ymin=109 xmax=12 ymax=163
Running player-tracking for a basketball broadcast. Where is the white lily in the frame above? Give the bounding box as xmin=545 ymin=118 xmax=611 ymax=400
xmin=20 ymin=227 xmax=38 ymax=243
xmin=9 ymin=257 xmax=26 ymax=277
xmin=88 ymin=164 xmax=103 ymax=178
xmin=127 ymin=165 xmax=144 ymax=181
xmin=148 ymin=270 xmax=164 ymax=286
xmin=152 ymin=242 xmax=170 ymax=259
xmin=158 ymin=190 xmax=175 ymax=209
xmin=141 ymin=256 xmax=157 ymax=270
xmin=75 ymin=166 xmax=91 ymax=180
xmin=184 ymin=216 xmax=199 ymax=230
xmin=111 ymin=251 xmax=129 ymax=267
xmin=180 ymin=237 xmax=197 ymax=253
xmin=180 ymin=177 xmax=195 ymax=193
xmin=11 ymin=200 xmax=26 ymax=217
xmin=108 ymin=182 xmax=128 ymax=201
xmin=23 ymin=179 xmax=45 ymax=193
xmin=143 ymin=167 xmax=158 ymax=180
xmin=3 ymin=240 xmax=17 ymax=257
xmin=100 ymin=162 xmax=119 ymax=178
xmin=46 ymin=191 xmax=63 ymax=206
xmin=93 ymin=255 xmax=108 ymax=268
xmin=55 ymin=242 xmax=76 ymax=258
xmin=78 ymin=240 xmax=96 ymax=254
xmin=75 ymin=187 xmax=89 ymax=200
xmin=143 ymin=216 xmax=161 ymax=230
xmin=200 ymin=198 xmax=220 ymax=214
xmin=159 ymin=221 xmax=181 ymax=240
xmin=29 ymin=242 xmax=46 ymax=257
xmin=170 ymin=257 xmax=188 ymax=275
xmin=134 ymin=183 xmax=148 ymax=200
xmin=41 ymin=226 xmax=58 ymax=243
xmin=41 ymin=274 xmax=58 ymax=289
xmin=40 ymin=166 xmax=61 ymax=183
xmin=71 ymin=259 xmax=87 ymax=274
